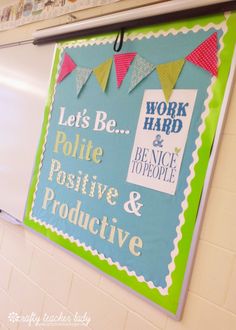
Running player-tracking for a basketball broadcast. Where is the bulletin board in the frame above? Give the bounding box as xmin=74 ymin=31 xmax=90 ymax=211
xmin=24 ymin=11 xmax=236 ymax=318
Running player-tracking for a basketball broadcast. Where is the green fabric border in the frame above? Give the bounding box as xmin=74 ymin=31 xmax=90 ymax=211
xmin=24 ymin=12 xmax=236 ymax=316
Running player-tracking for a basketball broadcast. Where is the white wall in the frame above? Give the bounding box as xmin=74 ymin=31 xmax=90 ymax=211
xmin=0 ymin=42 xmax=55 ymax=220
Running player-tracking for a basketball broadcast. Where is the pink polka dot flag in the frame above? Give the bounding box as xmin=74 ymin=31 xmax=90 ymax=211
xmin=185 ymin=32 xmax=218 ymax=76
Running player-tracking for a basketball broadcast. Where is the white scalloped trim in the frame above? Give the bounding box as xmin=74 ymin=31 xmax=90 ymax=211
xmin=29 ymin=16 xmax=228 ymax=296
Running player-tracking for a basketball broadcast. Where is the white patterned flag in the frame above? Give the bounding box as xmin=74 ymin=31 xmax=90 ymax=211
xmin=129 ymin=55 xmax=155 ymax=93
xmin=76 ymin=67 xmax=92 ymax=96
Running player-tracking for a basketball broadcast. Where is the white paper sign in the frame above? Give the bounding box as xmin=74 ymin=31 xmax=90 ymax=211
xmin=127 ymin=89 xmax=197 ymax=195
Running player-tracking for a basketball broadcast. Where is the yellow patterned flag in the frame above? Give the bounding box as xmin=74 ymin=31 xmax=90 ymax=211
xmin=156 ymin=59 xmax=185 ymax=101
xmin=93 ymin=58 xmax=113 ymax=92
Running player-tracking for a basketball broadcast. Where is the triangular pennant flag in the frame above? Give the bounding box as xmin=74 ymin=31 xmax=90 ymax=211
xmin=114 ymin=52 xmax=137 ymax=87
xmin=156 ymin=59 xmax=185 ymax=102
xmin=93 ymin=58 xmax=112 ymax=92
xmin=57 ymin=53 xmax=77 ymax=83
xmin=129 ymin=55 xmax=155 ymax=93
xmin=76 ymin=67 xmax=92 ymax=96
xmin=185 ymin=32 xmax=218 ymax=76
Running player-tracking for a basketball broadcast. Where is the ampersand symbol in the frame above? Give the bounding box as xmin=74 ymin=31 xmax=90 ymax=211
xmin=153 ymin=134 xmax=164 ymax=148
xmin=123 ymin=191 xmax=143 ymax=217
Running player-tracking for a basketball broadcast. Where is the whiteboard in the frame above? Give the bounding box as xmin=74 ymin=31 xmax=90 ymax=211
xmin=0 ymin=42 xmax=55 ymax=221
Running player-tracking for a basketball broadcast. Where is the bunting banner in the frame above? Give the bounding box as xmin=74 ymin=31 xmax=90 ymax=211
xmin=59 ymin=33 xmax=219 ymax=97
xmin=24 ymin=11 xmax=236 ymax=319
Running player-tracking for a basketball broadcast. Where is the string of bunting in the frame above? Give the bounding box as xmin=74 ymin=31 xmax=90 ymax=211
xmin=57 ymin=32 xmax=218 ymax=102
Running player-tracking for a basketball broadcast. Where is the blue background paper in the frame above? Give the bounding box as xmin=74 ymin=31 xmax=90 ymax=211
xmin=32 ymin=28 xmax=221 ymax=289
